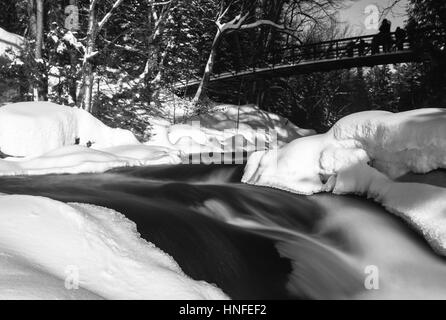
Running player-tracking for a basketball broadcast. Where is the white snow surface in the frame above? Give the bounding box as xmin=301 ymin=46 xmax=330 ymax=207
xmin=0 ymin=194 xmax=228 ymax=300
xmin=242 ymin=108 xmax=446 ymax=255
xmin=0 ymin=102 xmax=139 ymax=157
xmin=0 ymin=102 xmax=311 ymax=174
xmin=147 ymin=104 xmax=315 ymax=154
xmin=0 ymin=145 xmax=181 ymax=176
xmin=0 ymin=27 xmax=24 ymax=55
xmin=0 ymin=102 xmax=181 ymax=176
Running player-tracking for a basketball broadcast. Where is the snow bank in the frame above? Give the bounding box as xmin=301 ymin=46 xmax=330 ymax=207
xmin=0 ymin=102 xmax=182 ymax=176
xmin=0 ymin=145 xmax=181 ymax=176
xmin=0 ymin=102 xmax=139 ymax=158
xmin=331 ymin=108 xmax=446 ymax=178
xmin=147 ymin=104 xmax=315 ymax=154
xmin=189 ymin=104 xmax=315 ymax=142
xmin=0 ymin=194 xmax=228 ymax=300
xmin=73 ymin=107 xmax=139 ymax=149
xmin=332 ymin=163 xmax=446 ymax=255
xmin=243 ymin=108 xmax=446 ymax=254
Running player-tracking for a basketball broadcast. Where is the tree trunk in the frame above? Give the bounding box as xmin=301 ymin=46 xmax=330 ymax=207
xmin=27 ymin=0 xmax=37 ymax=38
xmin=76 ymin=0 xmax=126 ymax=112
xmin=150 ymin=37 xmax=173 ymax=106
xmin=35 ymin=0 xmax=47 ymax=101
xmin=141 ymin=6 xmax=172 ymax=107
xmin=83 ymin=63 xmax=94 ymax=112
xmin=35 ymin=0 xmax=43 ymax=61
xmin=77 ymin=5 xmax=97 ymax=112
xmin=193 ymin=29 xmax=222 ymax=103
xmin=27 ymin=0 xmax=37 ymax=100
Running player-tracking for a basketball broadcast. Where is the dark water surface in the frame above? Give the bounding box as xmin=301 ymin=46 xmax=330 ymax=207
xmin=0 ymin=164 xmax=445 ymax=299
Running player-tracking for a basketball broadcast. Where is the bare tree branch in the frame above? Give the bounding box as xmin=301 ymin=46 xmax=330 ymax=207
xmin=98 ymin=0 xmax=125 ymax=31
xmin=379 ymin=0 xmax=404 ymax=20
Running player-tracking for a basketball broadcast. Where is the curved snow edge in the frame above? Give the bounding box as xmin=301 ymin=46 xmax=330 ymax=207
xmin=242 ymin=108 xmax=446 ymax=255
xmin=0 ymin=194 xmax=229 ymax=300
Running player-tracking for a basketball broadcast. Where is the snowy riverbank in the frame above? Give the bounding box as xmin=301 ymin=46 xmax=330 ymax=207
xmin=0 ymin=101 xmax=445 ymax=299
xmin=243 ymin=108 xmax=446 ymax=254
xmin=0 ymin=102 xmax=312 ymax=175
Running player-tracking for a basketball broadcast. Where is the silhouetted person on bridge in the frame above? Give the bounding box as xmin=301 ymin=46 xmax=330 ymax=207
xmin=346 ymin=41 xmax=355 ymax=57
xmin=395 ymin=27 xmax=406 ymax=51
xmin=358 ymin=39 xmax=366 ymax=56
xmin=379 ymin=19 xmax=392 ymax=52
xmin=372 ymin=35 xmax=380 ymax=54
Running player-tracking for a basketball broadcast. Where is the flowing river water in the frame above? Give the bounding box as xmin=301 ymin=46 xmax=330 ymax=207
xmin=0 ymin=164 xmax=445 ymax=299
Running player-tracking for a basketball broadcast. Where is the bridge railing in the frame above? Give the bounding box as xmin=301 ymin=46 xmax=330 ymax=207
xmin=213 ymin=32 xmax=412 ymax=77
xmin=175 ymin=32 xmax=414 ymax=88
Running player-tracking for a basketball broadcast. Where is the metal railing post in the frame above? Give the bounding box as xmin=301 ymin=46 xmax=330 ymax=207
xmin=336 ymin=41 xmax=339 ymax=59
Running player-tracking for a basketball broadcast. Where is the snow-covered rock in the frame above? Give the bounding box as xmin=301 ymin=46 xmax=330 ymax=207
xmin=243 ymin=108 xmax=446 ymax=193
xmin=73 ymin=107 xmax=140 ymax=149
xmin=189 ymin=104 xmax=315 ymax=141
xmin=242 ymin=108 xmax=446 ymax=255
xmin=0 ymin=102 xmax=79 ymax=157
xmin=0 ymin=102 xmax=184 ymax=176
xmin=147 ymin=104 xmax=315 ymax=154
xmin=331 ymin=108 xmax=446 ymax=178
xmin=0 ymin=145 xmax=181 ymax=176
xmin=0 ymin=102 xmax=139 ymax=157
xmin=0 ymin=194 xmax=228 ymax=299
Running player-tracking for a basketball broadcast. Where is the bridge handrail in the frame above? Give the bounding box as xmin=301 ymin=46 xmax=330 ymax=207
xmin=175 ymin=32 xmax=418 ymax=89
xmin=277 ymin=32 xmax=406 ymax=53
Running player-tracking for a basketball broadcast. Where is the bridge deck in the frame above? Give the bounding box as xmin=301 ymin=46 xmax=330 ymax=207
xmin=174 ymin=33 xmax=427 ymax=90
xmin=176 ymin=50 xmax=423 ymax=89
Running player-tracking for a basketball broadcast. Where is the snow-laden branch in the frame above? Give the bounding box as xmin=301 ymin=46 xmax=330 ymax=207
xmin=84 ymin=51 xmax=99 ymax=62
xmin=217 ymin=4 xmax=232 ymax=23
xmin=216 ymin=11 xmax=298 ymax=41
xmin=217 ymin=12 xmax=249 ymax=31
xmin=102 ymin=38 xmax=146 ymax=54
xmin=90 ymin=0 xmax=99 ymax=10
xmin=240 ymin=19 xmax=285 ymax=30
xmin=379 ymin=0 xmax=403 ymax=20
xmin=214 ymin=3 xmax=294 ymax=35
xmin=63 ymin=31 xmax=86 ymax=53
xmin=148 ymin=0 xmax=172 ymax=6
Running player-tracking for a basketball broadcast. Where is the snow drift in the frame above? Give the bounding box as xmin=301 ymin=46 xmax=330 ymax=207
xmin=242 ymin=108 xmax=446 ymax=255
xmin=188 ymin=104 xmax=315 ymax=143
xmin=0 ymin=145 xmax=181 ymax=176
xmin=0 ymin=102 xmax=182 ymax=176
xmin=0 ymin=102 xmax=312 ymax=174
xmin=0 ymin=102 xmax=139 ymax=157
xmin=0 ymin=194 xmax=228 ymax=300
xmin=147 ymin=104 xmax=315 ymax=154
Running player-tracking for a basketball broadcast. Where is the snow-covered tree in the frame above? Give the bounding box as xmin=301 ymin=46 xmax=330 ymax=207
xmin=75 ymin=0 xmax=126 ymax=112
xmin=192 ymin=0 xmax=341 ymax=103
